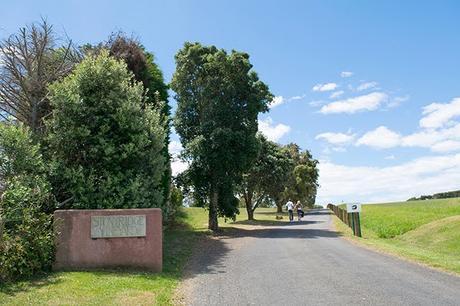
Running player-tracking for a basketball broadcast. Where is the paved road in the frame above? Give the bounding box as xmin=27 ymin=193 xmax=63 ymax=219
xmin=183 ymin=209 xmax=460 ymax=306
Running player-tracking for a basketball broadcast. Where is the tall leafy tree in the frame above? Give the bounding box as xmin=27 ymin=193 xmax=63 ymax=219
xmin=278 ymin=144 xmax=319 ymax=211
xmin=239 ymin=134 xmax=292 ymax=220
xmin=46 ymin=51 xmax=166 ymax=210
xmin=171 ymin=42 xmax=272 ymax=230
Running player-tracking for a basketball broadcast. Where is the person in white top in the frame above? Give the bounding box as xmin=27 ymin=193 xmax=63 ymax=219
xmin=285 ymin=200 xmax=294 ymax=222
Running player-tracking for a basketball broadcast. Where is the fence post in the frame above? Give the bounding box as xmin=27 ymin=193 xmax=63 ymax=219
xmin=355 ymin=212 xmax=362 ymax=237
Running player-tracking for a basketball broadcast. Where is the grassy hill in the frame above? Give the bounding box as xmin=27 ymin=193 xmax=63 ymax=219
xmin=334 ymin=198 xmax=460 ymax=274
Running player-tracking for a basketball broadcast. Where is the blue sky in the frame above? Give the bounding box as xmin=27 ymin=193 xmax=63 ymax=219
xmin=2 ymin=1 xmax=460 ymax=204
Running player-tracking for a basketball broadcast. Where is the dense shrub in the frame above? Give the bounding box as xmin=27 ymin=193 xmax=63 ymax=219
xmin=46 ymin=51 xmax=166 ymax=210
xmin=0 ymin=123 xmax=54 ymax=282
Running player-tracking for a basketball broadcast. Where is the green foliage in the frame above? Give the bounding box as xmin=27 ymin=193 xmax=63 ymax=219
xmin=0 ymin=123 xmax=54 ymax=282
xmin=105 ymin=33 xmax=172 ymax=217
xmin=167 ymin=184 xmax=184 ymax=223
xmin=240 ymin=134 xmax=292 ymax=219
xmin=171 ymin=42 xmax=273 ymax=229
xmin=46 ymin=51 xmax=166 ymax=210
xmin=280 ymin=143 xmax=319 ymax=208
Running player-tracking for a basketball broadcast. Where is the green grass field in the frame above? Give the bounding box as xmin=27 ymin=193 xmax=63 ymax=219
xmin=334 ymin=198 xmax=460 ymax=274
xmin=0 ymin=207 xmax=284 ymax=305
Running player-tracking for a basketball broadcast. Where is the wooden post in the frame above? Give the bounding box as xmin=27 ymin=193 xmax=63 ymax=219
xmin=350 ymin=212 xmax=355 ymax=234
xmin=355 ymin=212 xmax=362 ymax=237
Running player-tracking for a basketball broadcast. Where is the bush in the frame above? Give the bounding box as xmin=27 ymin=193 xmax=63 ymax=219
xmin=46 ymin=51 xmax=166 ymax=210
xmin=0 ymin=123 xmax=54 ymax=282
xmin=166 ymin=185 xmax=183 ymax=223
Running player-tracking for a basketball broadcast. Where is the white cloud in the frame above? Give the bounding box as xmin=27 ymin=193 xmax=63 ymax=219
xmin=340 ymin=71 xmax=353 ymax=78
xmin=269 ymin=96 xmax=285 ymax=108
xmin=419 ymin=97 xmax=460 ymax=129
xmin=269 ymin=94 xmax=306 ymax=108
xmin=431 ymin=140 xmax=460 ymax=153
xmin=171 ymin=160 xmax=188 ymax=176
xmin=329 ymin=90 xmax=344 ymax=99
xmin=320 ymin=92 xmax=388 ymax=114
xmin=169 ymin=140 xmax=183 ymax=156
xmin=258 ymin=117 xmax=291 ymax=142
xmin=316 ymin=154 xmax=460 ymax=204
xmin=354 ymin=122 xmax=460 ymax=153
xmin=356 ymin=126 xmax=401 ymax=149
xmin=169 ymin=140 xmax=188 ymax=176
xmin=316 ymin=132 xmax=355 ymax=145
xmin=384 ymin=155 xmax=396 ymax=160
xmin=312 ymin=82 xmax=338 ymax=92
xmin=357 ymin=81 xmax=378 ymax=91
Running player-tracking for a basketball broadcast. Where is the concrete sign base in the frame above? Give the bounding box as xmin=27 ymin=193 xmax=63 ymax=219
xmin=54 ymin=208 xmax=162 ymax=272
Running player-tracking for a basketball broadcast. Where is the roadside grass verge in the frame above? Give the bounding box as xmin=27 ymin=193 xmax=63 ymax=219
xmin=0 ymin=207 xmax=283 ymax=305
xmin=333 ymin=198 xmax=460 ymax=275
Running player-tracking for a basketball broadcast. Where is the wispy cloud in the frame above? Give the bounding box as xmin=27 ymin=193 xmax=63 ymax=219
xmin=357 ymin=81 xmax=378 ymax=91
xmin=329 ymin=90 xmax=344 ymax=99
xmin=269 ymin=94 xmax=306 ymax=108
xmin=340 ymin=71 xmax=353 ymax=78
xmin=312 ymin=82 xmax=338 ymax=92
xmin=320 ymin=92 xmax=388 ymax=114
xmin=388 ymin=95 xmax=410 ymax=108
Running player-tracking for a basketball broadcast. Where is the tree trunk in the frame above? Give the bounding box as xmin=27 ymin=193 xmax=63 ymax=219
xmin=247 ymin=206 xmax=254 ymax=220
xmin=276 ymin=203 xmax=283 ymax=213
xmin=244 ymin=191 xmax=254 ymax=221
xmin=208 ymin=186 xmax=219 ymax=231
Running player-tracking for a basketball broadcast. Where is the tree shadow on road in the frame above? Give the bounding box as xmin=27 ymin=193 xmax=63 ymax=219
xmin=182 ymin=221 xmax=341 ymax=280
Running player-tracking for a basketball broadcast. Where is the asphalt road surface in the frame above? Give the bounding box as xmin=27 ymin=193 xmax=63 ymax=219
xmin=183 ymin=209 xmax=460 ymax=306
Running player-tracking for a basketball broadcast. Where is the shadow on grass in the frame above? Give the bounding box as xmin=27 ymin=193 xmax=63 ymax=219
xmin=0 ymin=272 xmax=62 ymax=296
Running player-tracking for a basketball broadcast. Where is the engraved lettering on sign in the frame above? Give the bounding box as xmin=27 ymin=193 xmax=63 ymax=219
xmin=91 ymin=215 xmax=146 ymax=238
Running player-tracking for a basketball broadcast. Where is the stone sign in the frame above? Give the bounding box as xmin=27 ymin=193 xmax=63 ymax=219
xmin=91 ymin=215 xmax=146 ymax=238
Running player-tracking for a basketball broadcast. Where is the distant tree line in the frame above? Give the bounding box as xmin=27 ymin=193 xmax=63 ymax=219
xmin=407 ymin=190 xmax=460 ymax=201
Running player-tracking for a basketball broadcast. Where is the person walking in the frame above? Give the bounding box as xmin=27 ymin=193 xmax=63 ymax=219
xmin=285 ymin=199 xmax=294 ymax=222
xmin=295 ymin=200 xmax=304 ymax=222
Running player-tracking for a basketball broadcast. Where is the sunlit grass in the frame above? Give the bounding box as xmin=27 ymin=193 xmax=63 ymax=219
xmin=333 ymin=198 xmax=460 ymax=274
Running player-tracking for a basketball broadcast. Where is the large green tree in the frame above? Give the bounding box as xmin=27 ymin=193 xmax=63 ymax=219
xmin=46 ymin=51 xmax=166 ymax=210
xmin=278 ymin=143 xmax=319 ymax=211
xmin=84 ymin=33 xmax=172 ymax=214
xmin=171 ymin=42 xmax=272 ymax=230
xmin=239 ymin=134 xmax=292 ymax=220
